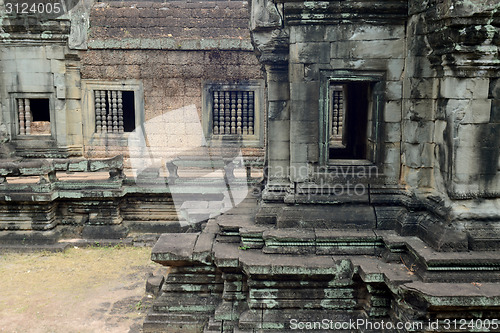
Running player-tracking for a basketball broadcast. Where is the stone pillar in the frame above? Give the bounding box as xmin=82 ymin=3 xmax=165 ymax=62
xmin=250 ymin=0 xmax=291 ymax=202
xmin=263 ymin=63 xmax=291 ymax=201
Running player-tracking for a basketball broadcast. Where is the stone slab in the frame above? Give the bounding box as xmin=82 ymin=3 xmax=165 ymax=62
xmin=276 ymin=205 xmax=376 ymax=229
xmin=151 ymin=233 xmax=199 ymax=266
xmin=401 ymin=282 xmax=500 ymax=307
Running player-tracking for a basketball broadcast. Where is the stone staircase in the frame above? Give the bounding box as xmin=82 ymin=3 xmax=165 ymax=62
xmin=144 ymin=198 xmax=500 ymax=333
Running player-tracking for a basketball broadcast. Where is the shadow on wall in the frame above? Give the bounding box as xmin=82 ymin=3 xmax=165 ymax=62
xmin=128 ymin=104 xmax=250 ymax=226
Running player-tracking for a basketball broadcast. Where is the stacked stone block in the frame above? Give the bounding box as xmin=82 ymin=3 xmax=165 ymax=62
xmin=81 ymin=0 xmax=264 ymax=160
xmin=0 ymin=44 xmax=83 ymax=157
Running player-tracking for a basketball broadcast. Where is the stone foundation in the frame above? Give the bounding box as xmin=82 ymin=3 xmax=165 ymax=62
xmin=145 ymin=199 xmax=500 ymax=332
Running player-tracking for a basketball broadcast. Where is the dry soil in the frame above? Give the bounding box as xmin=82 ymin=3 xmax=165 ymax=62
xmin=0 ymin=245 xmax=165 ymax=333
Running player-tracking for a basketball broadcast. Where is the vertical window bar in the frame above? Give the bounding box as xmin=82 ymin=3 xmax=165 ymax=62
xmin=18 ymin=99 xmax=25 ymax=135
xmin=231 ymin=91 xmax=236 ymax=134
xmin=224 ymin=92 xmax=230 ymax=134
xmin=117 ymin=90 xmax=124 ymax=133
xmin=100 ymin=91 xmax=107 ymax=133
xmin=329 ymin=85 xmax=346 ymax=148
xmin=248 ymin=91 xmax=254 ymax=135
xmin=213 ymin=91 xmax=219 ymax=135
xmin=211 ymin=90 xmax=255 ymax=136
xmin=236 ymin=92 xmax=242 ymax=135
xmin=219 ymin=92 xmax=225 ymax=135
xmin=106 ymin=91 xmax=113 ymax=133
xmin=95 ymin=91 xmax=102 ymax=133
xmin=111 ymin=90 xmax=118 ymax=133
xmin=242 ymin=92 xmax=248 ymax=135
xmin=24 ymin=99 xmax=31 ymax=135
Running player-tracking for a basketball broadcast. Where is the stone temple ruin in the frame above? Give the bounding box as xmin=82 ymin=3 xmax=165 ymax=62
xmin=2 ymin=0 xmax=500 ymax=331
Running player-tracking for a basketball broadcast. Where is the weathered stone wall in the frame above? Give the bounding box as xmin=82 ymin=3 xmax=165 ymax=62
xmin=287 ymin=22 xmax=406 ymax=183
xmin=0 ymin=0 xmax=92 ymax=157
xmin=81 ymin=49 xmax=262 ymax=155
xmin=0 ymin=0 xmax=265 ymax=241
xmin=401 ymin=0 xmax=500 ymax=246
xmin=252 ymin=0 xmax=408 ymax=201
xmin=0 ymin=33 xmax=84 ymax=157
xmin=0 ymin=0 xmax=265 ymax=161
xmin=250 ymin=0 xmax=500 ymax=248
xmin=403 ymin=0 xmax=500 ymax=198
xmin=80 ymin=0 xmax=265 ymax=160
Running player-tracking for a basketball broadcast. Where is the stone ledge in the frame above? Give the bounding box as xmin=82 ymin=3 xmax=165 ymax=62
xmin=151 ymin=233 xmax=199 ymax=266
xmin=402 ymin=282 xmax=500 ymax=307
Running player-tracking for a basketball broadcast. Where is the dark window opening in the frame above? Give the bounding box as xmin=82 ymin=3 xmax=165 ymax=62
xmin=328 ymin=82 xmax=369 ymax=160
xmin=17 ymin=98 xmax=51 ymax=135
xmin=122 ymin=91 xmax=136 ymax=132
xmin=31 ymin=99 xmax=50 ymax=121
xmin=212 ymin=90 xmax=254 ymax=135
xmin=94 ymin=90 xmax=135 ymax=133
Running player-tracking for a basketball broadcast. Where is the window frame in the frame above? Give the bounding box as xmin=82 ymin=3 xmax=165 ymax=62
xmin=319 ymin=70 xmax=385 ymax=166
xmin=10 ymin=93 xmax=56 ymax=140
xmin=202 ymin=80 xmax=264 ymax=147
xmin=82 ymin=80 xmax=144 ymax=146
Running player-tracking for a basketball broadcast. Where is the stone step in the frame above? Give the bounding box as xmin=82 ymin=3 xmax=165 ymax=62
xmin=238 ymin=309 xmax=362 ymax=331
xmin=204 ymin=318 xmax=222 ymax=332
xmin=276 ymin=205 xmax=376 ymax=229
xmin=153 ymin=293 xmax=220 ymax=313
xmin=377 ymin=231 xmax=500 ymax=282
xmin=248 ymin=298 xmax=357 ymax=310
xmin=0 ymin=229 xmax=60 ymax=246
xmin=401 ymin=282 xmax=500 ymax=307
xmin=249 ymin=287 xmax=355 ymax=300
xmin=0 ymin=242 xmax=69 ymax=253
xmin=123 ymin=220 xmax=189 ymax=234
xmin=143 ymin=317 xmax=206 ymax=333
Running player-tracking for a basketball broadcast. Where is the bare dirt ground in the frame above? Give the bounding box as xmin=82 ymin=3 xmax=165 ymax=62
xmin=0 ymin=245 xmax=166 ymax=333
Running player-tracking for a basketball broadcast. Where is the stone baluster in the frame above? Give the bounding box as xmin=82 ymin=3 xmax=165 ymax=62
xmin=219 ymin=92 xmax=225 ymax=134
xmin=230 ymin=92 xmax=236 ymax=134
xmin=95 ymin=90 xmax=102 ymax=133
xmin=107 ymin=91 xmax=113 ymax=133
xmin=213 ymin=91 xmax=219 ymax=134
xmin=237 ymin=92 xmax=242 ymax=134
xmin=18 ymin=99 xmax=25 ymax=135
xmin=117 ymin=91 xmax=124 ymax=133
xmin=242 ymin=92 xmax=248 ymax=135
xmin=24 ymin=99 xmax=31 ymax=135
xmin=248 ymin=91 xmax=254 ymax=135
xmin=112 ymin=90 xmax=118 ymax=133
xmin=225 ymin=92 xmax=231 ymax=135
xmin=330 ymin=86 xmax=345 ymax=147
xmin=101 ymin=90 xmax=107 ymax=133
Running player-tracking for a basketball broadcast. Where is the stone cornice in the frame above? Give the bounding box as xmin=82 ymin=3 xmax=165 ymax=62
xmin=280 ymin=0 xmax=408 ymax=25
xmin=415 ymin=0 xmax=500 ymax=74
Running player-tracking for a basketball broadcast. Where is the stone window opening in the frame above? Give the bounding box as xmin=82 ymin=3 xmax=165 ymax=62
xmin=320 ymin=71 xmax=385 ymax=166
xmin=17 ymin=98 xmax=51 ymax=135
xmin=328 ymin=82 xmax=369 ymax=160
xmin=81 ymin=80 xmax=144 ymax=146
xmin=212 ymin=90 xmax=255 ymax=136
xmin=202 ymin=80 xmax=264 ymax=147
xmin=93 ymin=90 xmax=136 ymax=133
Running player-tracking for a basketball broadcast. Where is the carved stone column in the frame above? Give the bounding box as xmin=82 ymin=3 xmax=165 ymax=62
xmin=251 ymin=0 xmax=291 ymax=202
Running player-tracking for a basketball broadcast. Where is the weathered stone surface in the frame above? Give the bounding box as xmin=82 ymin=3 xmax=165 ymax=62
xmin=146 ymin=274 xmax=165 ymax=296
xmin=151 ymin=233 xmax=199 ymax=266
xmin=81 ymin=225 xmax=128 ymax=239
xmin=276 ymin=205 xmax=376 ymax=229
